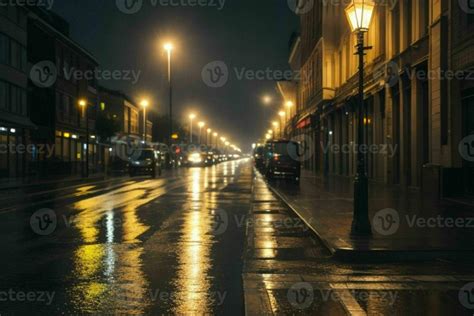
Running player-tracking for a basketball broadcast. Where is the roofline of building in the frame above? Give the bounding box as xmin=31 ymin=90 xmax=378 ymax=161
xmin=28 ymin=12 xmax=99 ymax=65
xmin=98 ymin=85 xmax=137 ymax=106
xmin=289 ymin=36 xmax=301 ymax=64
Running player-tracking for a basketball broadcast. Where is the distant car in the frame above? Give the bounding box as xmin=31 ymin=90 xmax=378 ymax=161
xmin=128 ymin=148 xmax=162 ymax=178
xmin=253 ymin=145 xmax=265 ymax=171
xmin=184 ymin=150 xmax=205 ymax=167
xmin=263 ymin=140 xmax=301 ymax=184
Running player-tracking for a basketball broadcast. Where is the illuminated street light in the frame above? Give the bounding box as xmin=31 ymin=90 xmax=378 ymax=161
xmin=189 ymin=113 xmax=196 ymax=143
xmin=278 ymin=111 xmax=285 ymax=138
xmin=262 ymin=95 xmax=272 ymax=104
xmin=140 ymin=99 xmax=149 ymax=143
xmin=164 ymin=42 xmax=174 ymax=148
xmin=345 ymin=0 xmax=375 ymax=235
xmin=345 ymin=0 xmax=375 ymax=33
xmin=78 ymin=99 xmax=89 ymax=178
xmin=198 ymin=122 xmax=205 ymax=144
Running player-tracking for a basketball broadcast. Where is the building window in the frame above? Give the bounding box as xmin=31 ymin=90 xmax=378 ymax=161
xmin=130 ymin=109 xmax=139 ymax=134
xmin=0 ymin=33 xmax=26 ymax=72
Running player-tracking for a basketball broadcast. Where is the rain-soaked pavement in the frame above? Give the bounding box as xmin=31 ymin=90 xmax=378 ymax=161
xmin=0 ymin=159 xmax=473 ymax=315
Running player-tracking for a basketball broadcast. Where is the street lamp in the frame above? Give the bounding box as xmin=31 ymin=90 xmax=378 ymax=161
xmin=206 ymin=128 xmax=212 ymax=147
xmin=345 ymin=0 xmax=375 ymax=235
xmin=213 ymin=132 xmax=218 ymax=148
xmin=262 ymin=95 xmax=272 ymax=124
xmin=164 ymin=42 xmax=174 ymax=146
xmin=140 ymin=99 xmax=149 ymax=143
xmin=278 ymin=111 xmax=286 ymax=138
xmin=78 ymin=99 xmax=89 ymax=178
xmin=198 ymin=122 xmax=205 ymax=144
xmin=272 ymin=121 xmax=279 ymax=139
xmin=189 ymin=113 xmax=196 ymax=143
xmin=286 ymin=101 xmax=294 ymax=124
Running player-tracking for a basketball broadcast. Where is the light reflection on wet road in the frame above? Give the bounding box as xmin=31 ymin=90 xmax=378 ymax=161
xmin=0 ymin=160 xmax=251 ymax=315
xmin=1 ymin=159 xmax=474 ymax=315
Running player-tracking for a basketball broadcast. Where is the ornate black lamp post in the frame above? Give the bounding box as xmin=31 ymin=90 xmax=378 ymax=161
xmin=345 ymin=0 xmax=375 ymax=235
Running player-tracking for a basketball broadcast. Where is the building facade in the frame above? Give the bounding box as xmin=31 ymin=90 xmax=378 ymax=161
xmin=287 ymin=0 xmax=474 ymax=199
xmin=0 ymin=5 xmax=34 ymax=179
xmin=28 ymin=8 xmax=104 ymax=177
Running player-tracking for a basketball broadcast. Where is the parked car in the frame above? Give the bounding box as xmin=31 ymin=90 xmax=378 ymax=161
xmin=253 ymin=145 xmax=265 ymax=172
xmin=263 ymin=140 xmax=301 ymax=184
xmin=128 ymin=148 xmax=162 ymax=178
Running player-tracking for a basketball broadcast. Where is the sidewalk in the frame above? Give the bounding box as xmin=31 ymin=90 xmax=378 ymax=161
xmin=268 ymin=170 xmax=474 ymax=261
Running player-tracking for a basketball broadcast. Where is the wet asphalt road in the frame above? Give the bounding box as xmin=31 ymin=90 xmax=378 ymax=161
xmin=0 ymin=159 xmax=474 ymax=315
xmin=0 ymin=160 xmax=252 ymax=315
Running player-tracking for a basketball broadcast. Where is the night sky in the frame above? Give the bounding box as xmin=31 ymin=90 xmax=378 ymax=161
xmin=51 ymin=0 xmax=299 ymax=149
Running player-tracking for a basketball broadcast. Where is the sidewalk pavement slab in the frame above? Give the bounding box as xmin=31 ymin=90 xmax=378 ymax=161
xmin=267 ymin=170 xmax=474 ymax=261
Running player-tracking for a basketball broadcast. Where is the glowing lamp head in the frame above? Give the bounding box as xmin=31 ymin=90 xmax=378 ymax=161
xmin=140 ymin=100 xmax=149 ymax=108
xmin=263 ymin=95 xmax=272 ymax=104
xmin=207 ymin=128 xmax=212 ymax=133
xmin=164 ymin=43 xmax=173 ymax=52
xmin=345 ymin=0 xmax=375 ymax=32
xmin=198 ymin=122 xmax=205 ymax=128
xmin=279 ymin=111 xmax=286 ymax=117
xmin=286 ymin=101 xmax=294 ymax=108
xmin=272 ymin=122 xmax=278 ymax=127
xmin=78 ymin=99 xmax=87 ymax=107
xmin=213 ymin=132 xmax=218 ymax=137
xmin=189 ymin=114 xmax=196 ymax=120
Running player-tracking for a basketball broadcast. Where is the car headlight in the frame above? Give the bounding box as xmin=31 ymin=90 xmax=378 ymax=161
xmin=188 ymin=153 xmax=202 ymax=163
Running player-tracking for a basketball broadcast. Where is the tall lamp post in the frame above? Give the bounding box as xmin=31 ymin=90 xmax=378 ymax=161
xmin=272 ymin=121 xmax=279 ymax=139
xmin=345 ymin=0 xmax=375 ymax=235
xmin=213 ymin=132 xmax=218 ymax=148
xmin=141 ymin=99 xmax=149 ymax=144
xmin=198 ymin=122 xmax=205 ymax=144
xmin=278 ymin=111 xmax=286 ymax=138
xmin=189 ymin=113 xmax=196 ymax=144
xmin=164 ymin=43 xmax=173 ymax=145
xmin=262 ymin=95 xmax=272 ymax=124
xmin=206 ymin=128 xmax=212 ymax=147
xmin=79 ymin=99 xmax=89 ymax=178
